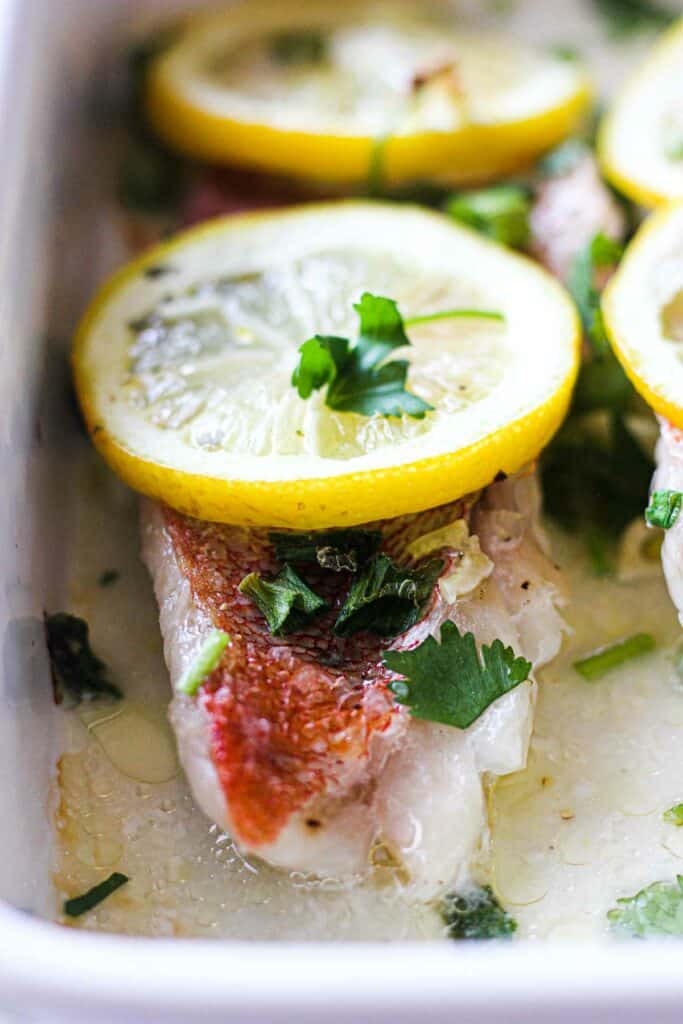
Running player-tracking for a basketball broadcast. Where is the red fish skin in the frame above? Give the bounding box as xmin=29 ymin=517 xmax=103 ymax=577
xmin=163 ymin=497 xmax=472 ymax=848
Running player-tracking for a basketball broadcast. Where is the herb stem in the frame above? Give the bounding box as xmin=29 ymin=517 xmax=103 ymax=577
xmin=574 ymin=632 xmax=655 ymax=681
xmin=63 ymin=872 xmax=129 ymax=918
xmin=404 ymin=308 xmax=505 ymax=326
xmin=176 ymin=629 xmax=230 ymax=696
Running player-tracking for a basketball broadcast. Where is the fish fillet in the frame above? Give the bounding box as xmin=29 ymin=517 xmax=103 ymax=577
xmin=141 ymin=472 xmax=565 ymax=894
xmin=653 ymin=417 xmax=683 ymax=623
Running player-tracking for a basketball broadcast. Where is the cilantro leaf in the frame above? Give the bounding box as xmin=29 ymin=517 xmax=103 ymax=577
xmin=593 ymin=0 xmax=676 ymax=37
xmin=384 ymin=620 xmax=531 ymax=729
xmin=239 ymin=564 xmax=327 ymax=637
xmin=45 ymin=613 xmax=122 ymax=706
xmin=269 ymin=528 xmax=382 ymax=573
xmin=445 ymin=185 xmax=531 ymax=249
xmin=645 ymin=490 xmax=683 ymax=529
xmin=334 ymin=554 xmax=443 ymax=637
xmin=442 ymin=885 xmax=518 ymax=940
xmin=290 ymin=336 xmax=349 ymax=400
xmin=63 ymin=872 xmax=129 ymax=918
xmin=292 ymin=292 xmax=433 ymax=419
xmin=664 ymin=804 xmax=683 ymax=826
xmin=608 ymin=876 xmax=683 ymax=937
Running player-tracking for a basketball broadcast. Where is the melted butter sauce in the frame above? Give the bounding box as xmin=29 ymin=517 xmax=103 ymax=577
xmin=54 ymin=443 xmax=683 ymax=940
xmin=52 ymin=0 xmax=683 ymax=938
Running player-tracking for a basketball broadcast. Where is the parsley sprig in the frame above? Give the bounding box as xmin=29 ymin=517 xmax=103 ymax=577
xmin=384 ymin=621 xmax=531 ymax=729
xmin=292 ymin=292 xmax=503 ymax=419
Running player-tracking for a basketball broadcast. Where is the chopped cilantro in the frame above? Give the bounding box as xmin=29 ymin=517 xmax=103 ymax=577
xmin=593 ymin=0 xmax=676 ymax=37
xmin=384 ymin=621 xmax=531 ymax=729
xmin=292 ymin=292 xmax=502 ymax=418
xmin=98 ymin=569 xmax=120 ymax=587
xmin=292 ymin=292 xmax=432 ymax=418
xmin=333 ymin=554 xmax=442 ymax=637
xmin=573 ymin=632 xmax=655 ymax=681
xmin=568 ymin=232 xmax=623 ymax=356
xmin=269 ymin=529 xmax=382 ymax=573
xmin=645 ymin=490 xmax=683 ymax=530
xmin=270 ymin=30 xmax=328 ymax=64
xmin=445 ymin=185 xmax=531 ymax=249
xmin=63 ymin=872 xmax=129 ymax=918
xmin=442 ymin=885 xmax=517 ymax=940
xmin=664 ymin=804 xmax=683 ymax=826
xmin=404 ymin=309 xmax=505 ymax=326
xmin=45 ymin=613 xmax=122 ymax=705
xmin=176 ymin=629 xmax=231 ymax=696
xmin=239 ymin=564 xmax=327 ymax=636
xmin=608 ymin=876 xmax=683 ymax=937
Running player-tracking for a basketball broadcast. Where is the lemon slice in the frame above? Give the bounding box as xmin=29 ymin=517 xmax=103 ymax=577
xmin=602 ymin=202 xmax=683 ymax=428
xmin=599 ymin=19 xmax=683 ymax=208
xmin=73 ymin=202 xmax=579 ymax=528
xmin=146 ymin=1 xmax=590 ymax=188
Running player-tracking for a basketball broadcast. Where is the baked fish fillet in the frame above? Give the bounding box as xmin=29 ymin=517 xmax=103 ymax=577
xmin=653 ymin=418 xmax=683 ymax=623
xmin=141 ymin=472 xmax=565 ymax=895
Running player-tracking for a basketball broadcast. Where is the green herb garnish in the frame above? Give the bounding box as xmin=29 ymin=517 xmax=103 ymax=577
xmin=573 ymin=632 xmax=656 ymax=681
xmin=239 ymin=565 xmax=327 ymax=637
xmin=445 ymin=185 xmax=531 ymax=249
xmin=442 ymin=885 xmax=518 ymax=940
xmin=333 ymin=554 xmax=442 ymax=637
xmin=593 ymin=0 xmax=676 ymax=37
xmin=569 ymin=232 xmax=623 ymax=355
xmin=270 ymin=30 xmax=328 ymax=64
xmin=292 ymin=292 xmax=432 ymax=418
xmin=608 ymin=876 xmax=683 ymax=937
xmin=664 ymin=804 xmax=683 ymax=826
xmin=292 ymin=292 xmax=503 ymax=419
xmin=45 ymin=613 xmax=122 ymax=705
xmin=542 ymin=412 xmax=654 ymax=575
xmin=98 ymin=569 xmax=120 ymax=587
xmin=63 ymin=872 xmax=129 ymax=918
xmin=384 ymin=621 xmax=531 ymax=728
xmin=269 ymin=529 xmax=382 ymax=573
xmin=645 ymin=490 xmax=683 ymax=530
xmin=176 ymin=629 xmax=231 ymax=696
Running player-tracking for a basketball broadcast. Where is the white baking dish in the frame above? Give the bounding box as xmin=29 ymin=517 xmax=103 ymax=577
xmin=3 ymin=1 xmax=683 ymax=1020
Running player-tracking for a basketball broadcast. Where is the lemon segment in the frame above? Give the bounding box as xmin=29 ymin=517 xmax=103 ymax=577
xmin=146 ymin=1 xmax=591 ymax=188
xmin=73 ymin=202 xmax=580 ymax=529
xmin=599 ymin=19 xmax=683 ymax=208
xmin=602 ymin=202 xmax=683 ymax=429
